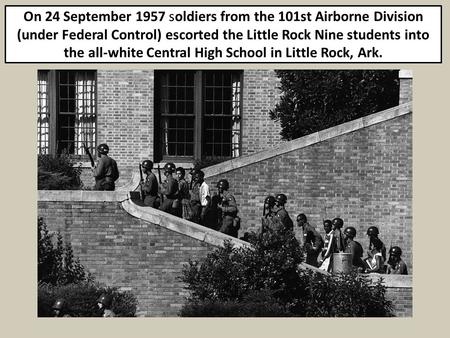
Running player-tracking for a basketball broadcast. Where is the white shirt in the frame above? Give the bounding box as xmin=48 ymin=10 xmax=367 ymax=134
xmin=199 ymin=181 xmax=210 ymax=206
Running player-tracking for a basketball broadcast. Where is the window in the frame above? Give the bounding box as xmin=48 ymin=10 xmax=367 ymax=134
xmin=37 ymin=70 xmax=97 ymax=156
xmin=155 ymin=70 xmax=242 ymax=162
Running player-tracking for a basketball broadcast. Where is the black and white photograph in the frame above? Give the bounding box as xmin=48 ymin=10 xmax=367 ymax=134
xmin=36 ymin=69 xmax=412 ymax=317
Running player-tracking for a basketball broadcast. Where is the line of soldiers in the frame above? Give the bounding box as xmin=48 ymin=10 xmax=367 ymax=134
xmin=51 ymin=293 xmax=115 ymax=318
xmin=138 ymin=160 xmax=241 ymax=238
xmin=85 ymin=146 xmax=408 ymax=275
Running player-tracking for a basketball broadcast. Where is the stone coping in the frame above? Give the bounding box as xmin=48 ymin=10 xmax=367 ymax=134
xmin=299 ymin=264 xmax=412 ymax=288
xmin=204 ymin=102 xmax=412 ymax=178
xmin=121 ymin=197 xmax=251 ymax=249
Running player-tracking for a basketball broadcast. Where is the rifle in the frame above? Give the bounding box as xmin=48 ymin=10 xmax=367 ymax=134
xmin=157 ymin=165 xmax=164 ymax=203
xmin=139 ymin=164 xmax=145 ymax=201
xmin=83 ymin=143 xmax=95 ymax=168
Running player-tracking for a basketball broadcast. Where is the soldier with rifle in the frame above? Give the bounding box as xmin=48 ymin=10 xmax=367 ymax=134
xmin=274 ymin=194 xmax=294 ymax=231
xmin=215 ymin=179 xmax=239 ymax=237
xmin=261 ymin=195 xmax=276 ymax=233
xmin=159 ymin=162 xmax=178 ymax=215
xmin=139 ymin=160 xmax=159 ymax=208
xmin=84 ymin=143 xmax=119 ymax=191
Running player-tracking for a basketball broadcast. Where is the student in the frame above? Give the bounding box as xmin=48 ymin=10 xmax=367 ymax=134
xmin=319 ymin=219 xmax=335 ymax=273
xmin=176 ymin=167 xmax=192 ymax=219
xmin=297 ymin=213 xmax=324 ymax=267
xmin=364 ymin=237 xmax=385 ymax=273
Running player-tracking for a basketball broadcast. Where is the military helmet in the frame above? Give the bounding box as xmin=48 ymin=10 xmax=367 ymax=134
xmin=344 ymin=226 xmax=357 ymax=238
xmin=97 ymin=143 xmax=109 ymax=155
xmin=163 ymin=162 xmax=176 ymax=174
xmin=97 ymin=294 xmax=113 ymax=308
xmin=52 ymin=298 xmax=66 ymax=310
xmin=332 ymin=217 xmax=344 ymax=229
xmin=217 ymin=179 xmax=229 ymax=190
xmin=141 ymin=160 xmax=153 ymax=170
xmin=264 ymin=195 xmax=276 ymax=207
xmin=275 ymin=193 xmax=287 ymax=205
xmin=367 ymin=226 xmax=380 ymax=236
xmin=389 ymin=246 xmax=402 ymax=256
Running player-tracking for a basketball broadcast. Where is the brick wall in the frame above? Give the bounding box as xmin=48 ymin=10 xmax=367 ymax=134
xmin=38 ymin=197 xmax=411 ymax=317
xmin=77 ymin=69 xmax=282 ymax=187
xmin=385 ymin=287 xmax=413 ymax=317
xmin=96 ymin=70 xmax=155 ymax=184
xmin=242 ymin=69 xmax=283 ymax=155
xmin=38 ymin=199 xmax=214 ymax=317
xmin=205 ymin=112 xmax=412 ymax=273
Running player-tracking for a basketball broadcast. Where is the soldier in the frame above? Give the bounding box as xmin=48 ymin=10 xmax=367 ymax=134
xmin=343 ymin=226 xmax=365 ymax=270
xmin=97 ymin=293 xmax=115 ymax=317
xmin=332 ymin=217 xmax=346 ymax=252
xmin=296 ymin=213 xmax=324 ymax=267
xmin=216 ymin=179 xmax=239 ymax=237
xmin=274 ymin=194 xmax=294 ymax=231
xmin=52 ymin=298 xmax=70 ymax=317
xmin=176 ymin=167 xmax=192 ymax=220
xmin=367 ymin=226 xmax=387 ymax=261
xmin=261 ymin=195 xmax=276 ymax=233
xmin=140 ymin=160 xmax=159 ymax=208
xmin=159 ymin=162 xmax=179 ymax=215
xmin=386 ymin=246 xmax=408 ymax=275
xmin=92 ymin=143 xmax=119 ymax=191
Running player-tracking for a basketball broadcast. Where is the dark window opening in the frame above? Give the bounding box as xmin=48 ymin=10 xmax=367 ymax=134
xmin=155 ymin=70 xmax=242 ymax=162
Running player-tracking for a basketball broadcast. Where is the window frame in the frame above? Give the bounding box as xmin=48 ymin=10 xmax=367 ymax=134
xmin=154 ymin=70 xmax=243 ymax=163
xmin=37 ymin=70 xmax=98 ymax=159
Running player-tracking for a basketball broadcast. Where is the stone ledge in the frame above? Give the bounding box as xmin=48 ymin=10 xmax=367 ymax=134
xmin=121 ymin=198 xmax=251 ymax=249
xmin=204 ymin=102 xmax=412 ymax=178
xmin=38 ymin=190 xmax=128 ymax=202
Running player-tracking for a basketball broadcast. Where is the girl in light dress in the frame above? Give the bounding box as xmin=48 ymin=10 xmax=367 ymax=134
xmin=319 ymin=220 xmax=336 ymax=273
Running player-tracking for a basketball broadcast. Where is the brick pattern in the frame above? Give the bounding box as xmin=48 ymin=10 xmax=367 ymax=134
xmin=96 ymin=70 xmax=155 ymax=185
xmin=38 ymin=199 xmax=411 ymax=317
xmin=38 ymin=200 xmax=213 ymax=316
xmin=386 ymin=287 xmax=413 ymax=317
xmin=242 ymin=69 xmax=284 ymax=155
xmin=399 ymin=78 xmax=413 ymax=105
xmin=206 ymin=114 xmax=412 ymax=273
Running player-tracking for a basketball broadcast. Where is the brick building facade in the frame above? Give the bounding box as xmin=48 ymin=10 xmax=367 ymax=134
xmin=37 ymin=69 xmax=413 ymax=317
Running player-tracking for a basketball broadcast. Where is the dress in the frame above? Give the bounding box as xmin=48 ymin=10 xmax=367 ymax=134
xmin=189 ymin=182 xmax=201 ymax=224
xmin=199 ymin=181 xmax=212 ymax=226
xmin=319 ymin=230 xmax=335 ymax=273
xmin=177 ymin=178 xmax=192 ymax=220
xmin=93 ymin=156 xmax=119 ymax=191
xmin=365 ymin=252 xmax=385 ymax=273
xmin=333 ymin=228 xmax=345 ymax=252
